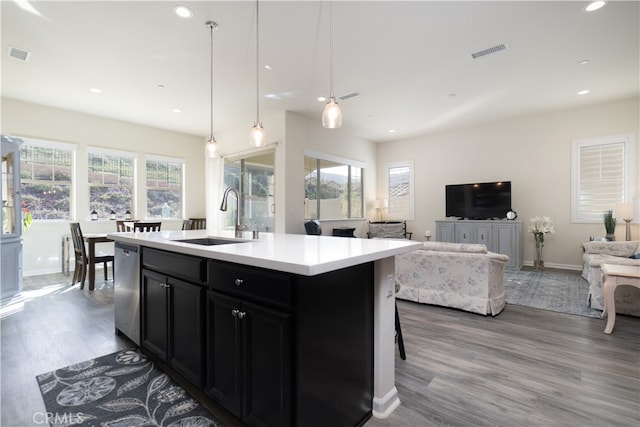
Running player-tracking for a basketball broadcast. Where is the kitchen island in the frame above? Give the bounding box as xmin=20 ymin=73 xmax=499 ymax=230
xmin=108 ymin=230 xmax=421 ymax=426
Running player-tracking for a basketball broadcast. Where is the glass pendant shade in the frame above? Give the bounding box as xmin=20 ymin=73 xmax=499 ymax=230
xmin=322 ymin=97 xmax=342 ymax=128
xmin=250 ymin=122 xmax=266 ymax=147
xmin=205 ymin=136 xmax=218 ymax=159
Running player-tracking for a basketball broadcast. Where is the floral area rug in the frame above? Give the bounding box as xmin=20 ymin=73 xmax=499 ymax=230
xmin=503 ymin=269 xmax=602 ymax=318
xmin=36 ymin=348 xmax=222 ymax=427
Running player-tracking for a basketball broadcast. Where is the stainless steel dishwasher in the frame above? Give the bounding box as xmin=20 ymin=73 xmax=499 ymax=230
xmin=114 ymin=242 xmax=140 ymax=344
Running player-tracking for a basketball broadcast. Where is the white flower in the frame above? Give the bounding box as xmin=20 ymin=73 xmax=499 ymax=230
xmin=529 ymin=216 xmax=555 ymax=234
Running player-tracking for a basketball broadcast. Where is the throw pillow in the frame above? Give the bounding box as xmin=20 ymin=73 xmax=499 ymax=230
xmin=629 ymin=253 xmax=640 ymax=259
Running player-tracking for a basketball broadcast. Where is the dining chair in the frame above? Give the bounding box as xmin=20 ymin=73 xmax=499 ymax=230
xmin=69 ymin=222 xmax=114 ymax=289
xmin=116 ymin=220 xmax=139 ymax=231
xmin=133 ymin=222 xmax=162 ymax=232
xmin=182 ymin=219 xmax=193 ymax=230
xmin=188 ymin=218 xmax=207 ymax=230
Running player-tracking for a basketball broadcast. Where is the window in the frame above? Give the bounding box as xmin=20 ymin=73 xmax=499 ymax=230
xmin=386 ymin=161 xmax=414 ymax=220
xmin=88 ymin=148 xmax=135 ymax=219
xmin=304 ymin=152 xmax=364 ymax=220
xmin=146 ymin=155 xmax=184 ymax=219
xmin=20 ymin=138 xmax=75 ymax=220
xmin=572 ymin=134 xmax=635 ymax=222
xmin=223 ymin=149 xmax=275 ymax=232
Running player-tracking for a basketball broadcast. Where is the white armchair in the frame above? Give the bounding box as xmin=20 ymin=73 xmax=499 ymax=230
xmin=395 ymin=241 xmax=508 ymax=316
xmin=582 ymin=240 xmax=640 ymax=315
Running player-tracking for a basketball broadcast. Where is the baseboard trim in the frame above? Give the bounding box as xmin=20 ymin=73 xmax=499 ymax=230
xmin=522 ymin=261 xmax=582 ymax=271
xmin=372 ymin=386 xmax=401 ymax=419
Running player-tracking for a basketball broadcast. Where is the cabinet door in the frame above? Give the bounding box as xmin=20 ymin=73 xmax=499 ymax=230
xmin=456 ymin=223 xmax=474 ymax=243
xmin=141 ymin=269 xmax=168 ymax=360
xmin=1 ymin=241 xmax=22 ymax=300
xmin=436 ymin=222 xmax=455 ymax=242
xmin=493 ymin=223 xmax=519 ymax=268
xmin=168 ymin=277 xmax=204 ymax=387
xmin=206 ymin=290 xmax=242 ymax=417
xmin=475 ymin=223 xmax=492 ymax=248
xmin=243 ymin=301 xmax=291 ymax=427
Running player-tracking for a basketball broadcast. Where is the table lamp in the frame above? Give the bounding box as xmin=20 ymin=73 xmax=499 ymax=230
xmin=614 ymin=202 xmax=634 ymax=241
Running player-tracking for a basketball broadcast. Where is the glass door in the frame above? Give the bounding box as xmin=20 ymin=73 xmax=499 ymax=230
xmin=223 ymin=150 xmax=275 ymax=233
xmin=2 ymin=149 xmax=16 ymax=236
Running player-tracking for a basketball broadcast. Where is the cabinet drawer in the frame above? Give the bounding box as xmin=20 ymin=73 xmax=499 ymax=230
xmin=210 ymin=261 xmax=292 ymax=309
xmin=142 ymin=247 xmax=208 ymax=284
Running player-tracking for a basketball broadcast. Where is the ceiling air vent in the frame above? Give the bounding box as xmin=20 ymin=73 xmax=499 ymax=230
xmin=8 ymin=46 xmax=31 ymax=61
xmin=471 ymin=43 xmax=508 ymax=60
xmin=338 ymin=91 xmax=361 ymax=101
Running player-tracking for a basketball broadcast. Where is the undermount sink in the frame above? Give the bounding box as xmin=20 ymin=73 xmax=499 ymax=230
xmin=172 ymin=237 xmax=251 ymax=246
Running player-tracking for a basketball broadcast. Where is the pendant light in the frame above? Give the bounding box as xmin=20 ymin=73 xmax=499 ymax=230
xmin=250 ymin=0 xmax=266 ymax=147
xmin=205 ymin=21 xmax=219 ymax=159
xmin=322 ymin=0 xmax=342 ymax=129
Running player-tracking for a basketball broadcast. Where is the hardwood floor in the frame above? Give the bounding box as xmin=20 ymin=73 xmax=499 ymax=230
xmin=1 ymin=273 xmax=638 ymax=426
xmin=368 ymin=299 xmax=640 ymax=427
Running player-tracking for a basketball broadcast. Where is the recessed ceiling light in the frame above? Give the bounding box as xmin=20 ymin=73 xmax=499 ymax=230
xmin=157 ymin=84 xmax=166 ymax=89
xmin=89 ymin=88 xmax=102 ymax=94
xmin=172 ymin=108 xmax=182 ymax=113
xmin=577 ymin=89 xmax=590 ymax=95
xmin=585 ymin=1 xmax=606 ymax=12
xmin=264 ymin=64 xmax=274 ymax=71
xmin=389 ymin=129 xmax=396 ymax=133
xmin=173 ymin=5 xmax=193 ymax=19
xmin=579 ymin=59 xmax=590 ymax=65
xmin=317 ymin=96 xmax=327 ymax=102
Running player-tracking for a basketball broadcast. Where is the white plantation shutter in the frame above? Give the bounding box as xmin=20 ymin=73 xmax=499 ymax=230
xmin=572 ymin=135 xmax=632 ymax=222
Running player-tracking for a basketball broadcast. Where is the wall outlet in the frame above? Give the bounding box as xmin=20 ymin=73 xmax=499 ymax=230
xmin=386 ymin=274 xmax=395 ymax=298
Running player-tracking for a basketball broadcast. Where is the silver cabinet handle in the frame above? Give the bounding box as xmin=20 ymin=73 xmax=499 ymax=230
xmin=160 ymin=283 xmax=170 ymax=288
xmin=231 ymin=309 xmax=246 ymax=319
xmin=234 ymin=278 xmax=244 ymax=286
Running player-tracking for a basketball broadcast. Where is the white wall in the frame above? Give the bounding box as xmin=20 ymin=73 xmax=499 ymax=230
xmin=2 ymin=98 xmax=206 ymax=275
xmin=6 ymin=95 xmax=636 ymax=274
xmin=283 ymin=111 xmax=377 ymax=236
xmin=216 ymin=111 xmax=377 ymax=236
xmin=377 ymin=96 xmax=640 ymax=269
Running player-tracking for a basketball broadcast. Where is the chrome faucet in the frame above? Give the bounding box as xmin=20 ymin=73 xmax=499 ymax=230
xmin=220 ymin=187 xmax=248 ymax=238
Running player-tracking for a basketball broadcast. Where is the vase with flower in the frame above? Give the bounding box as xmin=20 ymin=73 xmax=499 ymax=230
xmin=529 ymin=216 xmax=554 ymax=271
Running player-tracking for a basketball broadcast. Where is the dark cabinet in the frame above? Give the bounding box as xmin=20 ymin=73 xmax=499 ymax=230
xmin=206 ymin=290 xmax=291 ymax=427
xmin=141 ymin=269 xmax=168 ymax=359
xmin=139 ymin=247 xmax=374 ymax=427
xmin=208 ymin=259 xmax=373 ymax=427
xmin=141 ymin=248 xmax=207 ymax=387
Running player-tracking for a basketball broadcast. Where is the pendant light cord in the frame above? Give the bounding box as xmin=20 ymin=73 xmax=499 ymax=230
xmin=329 ymin=0 xmax=334 ymax=99
xmin=209 ymin=22 xmax=214 ymax=139
xmin=255 ymin=0 xmax=260 ymax=123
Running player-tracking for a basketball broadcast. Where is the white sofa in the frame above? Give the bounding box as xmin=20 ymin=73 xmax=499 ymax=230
xmin=582 ymin=240 xmax=640 ymax=316
xmin=395 ymin=241 xmax=508 ymax=316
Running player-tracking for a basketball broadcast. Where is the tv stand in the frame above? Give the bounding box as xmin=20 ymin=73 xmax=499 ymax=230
xmin=435 ymin=219 xmax=522 ymax=269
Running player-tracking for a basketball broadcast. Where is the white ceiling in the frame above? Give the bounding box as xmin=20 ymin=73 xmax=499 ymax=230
xmin=2 ymin=1 xmax=638 ymax=143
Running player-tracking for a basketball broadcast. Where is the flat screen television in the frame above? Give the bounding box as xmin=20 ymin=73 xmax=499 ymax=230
xmin=445 ymin=181 xmax=512 ymax=220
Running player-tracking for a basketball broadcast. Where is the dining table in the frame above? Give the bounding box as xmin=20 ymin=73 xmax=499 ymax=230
xmin=83 ymin=233 xmax=114 ymax=291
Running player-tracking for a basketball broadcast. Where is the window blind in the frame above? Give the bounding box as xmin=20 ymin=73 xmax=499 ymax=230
xmin=573 ymin=137 xmax=628 ymax=222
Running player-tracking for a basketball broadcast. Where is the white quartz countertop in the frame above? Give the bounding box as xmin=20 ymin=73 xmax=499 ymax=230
xmin=107 ymin=230 xmax=422 ymax=276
